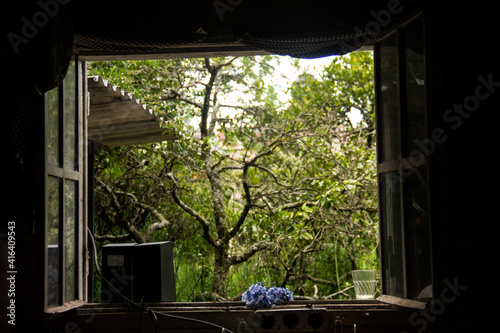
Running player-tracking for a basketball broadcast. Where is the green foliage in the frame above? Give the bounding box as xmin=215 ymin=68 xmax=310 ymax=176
xmin=88 ymin=52 xmax=379 ymax=301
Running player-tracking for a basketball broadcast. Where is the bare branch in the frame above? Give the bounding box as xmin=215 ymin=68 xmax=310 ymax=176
xmin=96 ymin=179 xmax=148 ymax=243
xmin=293 ymin=286 xmax=354 ymax=300
xmin=228 ymin=203 xmax=251 ymax=239
xmin=323 ymin=285 xmax=354 ymax=299
xmin=96 ymin=178 xmax=122 ymax=212
xmin=213 ymin=56 xmax=239 ymax=71
xmin=178 ymin=96 xmax=203 ymax=109
xmin=93 ymin=234 xmax=131 ymax=242
xmin=252 ymin=164 xmax=289 ymax=187
xmin=140 ymin=203 xmax=171 ymax=239
xmin=290 ymin=274 xmax=336 ymax=287
xmin=146 ymin=220 xmax=170 ymax=239
xmin=120 ymin=224 xmax=146 ymax=244
xmin=217 ymin=164 xmax=243 ymax=173
xmin=279 ymin=201 xmax=317 ymax=210
xmin=218 ymin=104 xmax=259 ymax=115
xmin=208 ymin=103 xmax=220 ymax=135
xmin=97 ymin=180 xmax=172 ymax=243
xmin=228 ymin=159 xmax=253 ymax=238
xmin=228 ymin=241 xmax=270 ymax=265
xmin=200 ymin=58 xmax=218 ymax=137
xmin=226 ymin=133 xmax=291 ymax=238
xmin=166 ymin=172 xmax=216 ymax=247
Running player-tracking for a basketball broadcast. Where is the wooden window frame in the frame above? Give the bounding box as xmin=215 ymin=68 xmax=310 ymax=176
xmin=39 ymin=15 xmax=433 ymax=315
xmin=374 ymin=11 xmax=433 ymax=303
xmin=44 ymin=57 xmax=88 ymax=312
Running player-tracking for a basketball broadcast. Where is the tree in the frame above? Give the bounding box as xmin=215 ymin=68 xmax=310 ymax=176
xmin=88 ymin=52 xmax=378 ymax=300
xmin=264 ymin=52 xmax=378 ymax=297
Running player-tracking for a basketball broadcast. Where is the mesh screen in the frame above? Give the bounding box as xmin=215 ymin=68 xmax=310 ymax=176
xmin=74 ymin=27 xmax=372 ymax=59
xmin=239 ymin=26 xmax=372 ymax=58
xmin=74 ymin=33 xmax=204 ymax=54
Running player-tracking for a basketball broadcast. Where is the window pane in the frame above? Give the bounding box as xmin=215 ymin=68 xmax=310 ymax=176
xmin=47 ymin=176 xmax=61 ymax=307
xmin=404 ymin=166 xmax=433 ymax=300
xmin=403 ymin=16 xmax=427 ymax=156
xmin=64 ymin=179 xmax=78 ymax=302
xmin=379 ymin=171 xmax=405 ymax=297
xmin=64 ymin=61 xmax=77 ymax=171
xmin=47 ymin=88 xmax=60 ymax=167
xmin=377 ymin=32 xmax=400 ymax=163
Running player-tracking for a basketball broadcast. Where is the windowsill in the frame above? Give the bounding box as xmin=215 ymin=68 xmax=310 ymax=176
xmin=43 ymin=297 xmax=427 ymax=315
xmin=377 ymin=294 xmax=428 ymax=309
xmin=75 ymin=298 xmax=398 ymax=315
xmin=43 ymin=299 xmax=420 ymax=332
xmin=45 ymin=300 xmax=87 ymax=314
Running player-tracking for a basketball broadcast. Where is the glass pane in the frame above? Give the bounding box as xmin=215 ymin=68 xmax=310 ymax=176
xmin=403 ymin=16 xmax=427 ymax=157
xmin=47 ymin=176 xmax=61 ymax=307
xmin=47 ymin=87 xmax=60 ymax=167
xmin=404 ymin=166 xmax=433 ymax=300
xmin=64 ymin=61 xmax=77 ymax=171
xmin=64 ymin=179 xmax=78 ymax=302
xmin=379 ymin=171 xmax=405 ymax=297
xmin=377 ymin=32 xmax=400 ymax=163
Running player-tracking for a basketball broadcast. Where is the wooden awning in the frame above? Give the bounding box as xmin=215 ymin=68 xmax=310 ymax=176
xmin=87 ymin=76 xmax=176 ymax=147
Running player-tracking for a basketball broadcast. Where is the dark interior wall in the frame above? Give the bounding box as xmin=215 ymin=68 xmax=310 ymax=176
xmin=426 ymin=3 xmax=500 ymax=331
xmin=74 ymin=0 xmax=391 ymax=36
xmin=1 ymin=2 xmax=75 ymax=332
xmin=0 ymin=2 xmax=51 ymax=323
xmin=0 ymin=81 xmax=45 ymax=333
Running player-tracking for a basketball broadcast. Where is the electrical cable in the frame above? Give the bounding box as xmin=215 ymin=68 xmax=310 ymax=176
xmin=87 ymin=228 xmax=234 ymax=333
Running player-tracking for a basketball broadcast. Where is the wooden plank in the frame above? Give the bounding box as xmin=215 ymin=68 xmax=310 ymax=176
xmin=89 ymin=120 xmax=162 ymax=136
xmin=377 ymin=295 xmax=427 ymax=310
xmin=89 ymin=100 xmax=139 ymax=110
xmin=89 ymin=128 xmax=176 ymax=146
xmin=78 ymin=44 xmax=269 ymax=61
xmin=88 ymin=115 xmax=159 ymax=128
xmin=89 ymin=107 xmax=154 ymax=121
xmin=99 ymin=134 xmax=176 ymax=147
xmin=89 ymin=91 xmax=139 ymax=104
xmin=89 ymin=129 xmax=171 ymax=143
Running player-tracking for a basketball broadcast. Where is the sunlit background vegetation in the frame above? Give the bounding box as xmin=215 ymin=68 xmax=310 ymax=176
xmin=88 ymin=52 xmax=379 ymax=301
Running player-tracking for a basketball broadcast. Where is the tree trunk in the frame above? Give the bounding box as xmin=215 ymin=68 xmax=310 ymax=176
xmin=199 ymin=59 xmax=232 ymax=298
xmin=205 ymin=165 xmax=231 ymax=297
xmin=213 ymin=244 xmax=229 ymax=298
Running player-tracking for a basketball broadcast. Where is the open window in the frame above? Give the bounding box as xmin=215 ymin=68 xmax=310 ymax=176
xmin=375 ymin=13 xmax=433 ymax=302
xmin=40 ymin=11 xmax=433 ymax=333
xmin=42 ymin=16 xmax=434 ymax=311
xmin=44 ymin=58 xmax=87 ymax=310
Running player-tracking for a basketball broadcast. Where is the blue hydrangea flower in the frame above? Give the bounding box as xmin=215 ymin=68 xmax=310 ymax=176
xmin=242 ymin=283 xmax=294 ymax=308
xmin=242 ymin=282 xmax=271 ymax=308
xmin=267 ymin=286 xmax=294 ymax=303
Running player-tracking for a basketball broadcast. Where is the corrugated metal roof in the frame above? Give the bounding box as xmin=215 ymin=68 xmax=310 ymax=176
xmin=88 ymin=76 xmax=176 ymax=147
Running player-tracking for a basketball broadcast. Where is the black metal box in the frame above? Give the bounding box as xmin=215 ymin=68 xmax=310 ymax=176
xmin=132 ymin=241 xmax=176 ymax=302
xmin=101 ymin=243 xmax=136 ymax=303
